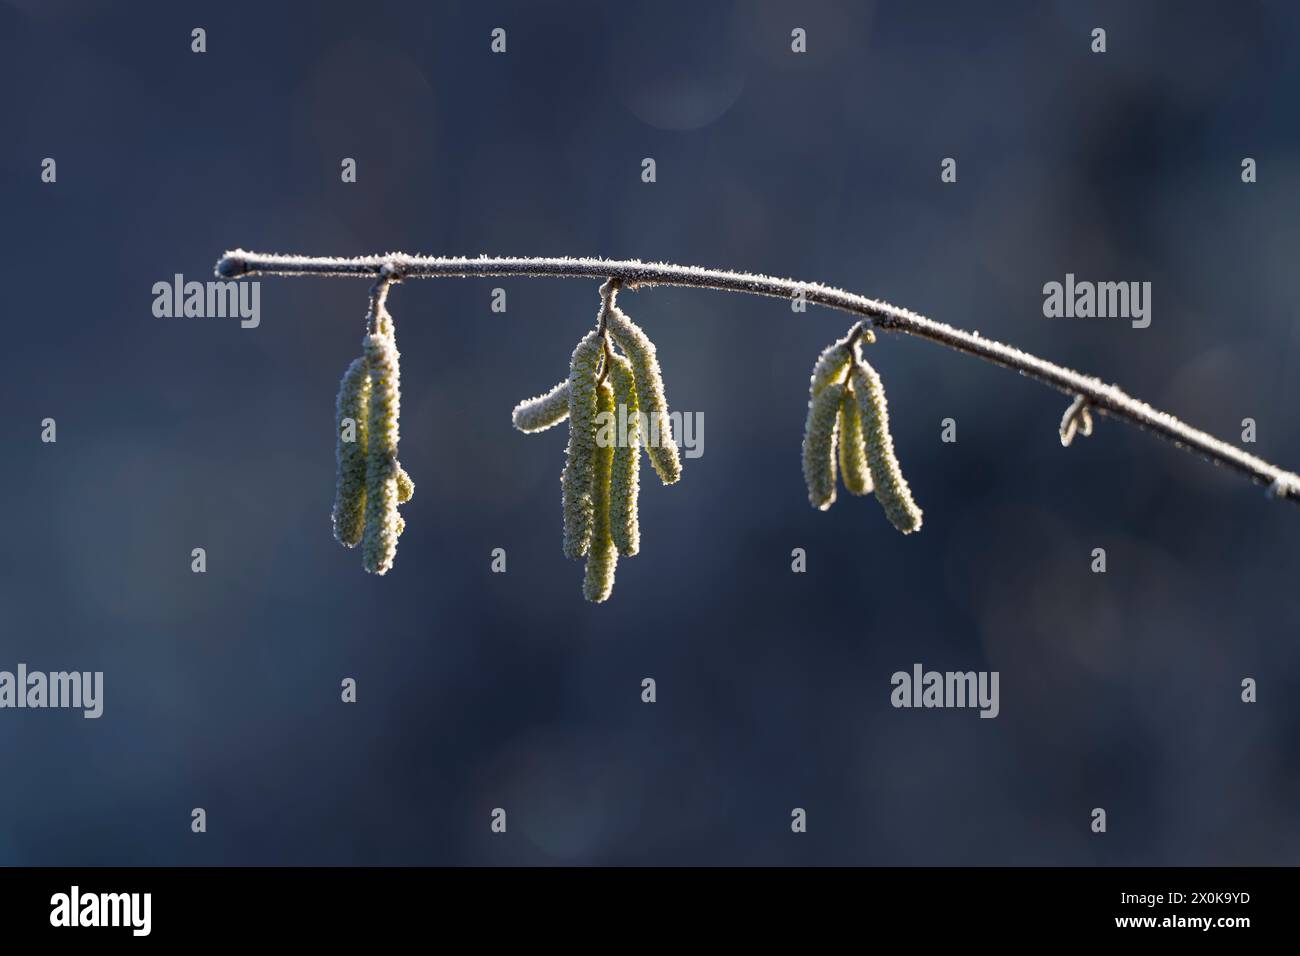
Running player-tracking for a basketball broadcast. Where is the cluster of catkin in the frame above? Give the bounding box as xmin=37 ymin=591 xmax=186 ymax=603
xmin=331 ymin=280 xmax=415 ymax=574
xmin=512 ymin=282 xmax=681 ymax=602
xmin=803 ymin=323 xmax=923 ymax=534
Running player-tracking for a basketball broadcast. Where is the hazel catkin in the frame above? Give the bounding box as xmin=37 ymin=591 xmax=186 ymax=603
xmin=332 ymin=355 xmax=371 ymax=548
xmin=607 ymin=351 xmax=641 ymax=556
xmin=837 ymin=383 xmax=873 ymax=496
xmin=561 ymin=331 xmax=603 ymax=559
xmin=803 ymin=380 xmax=845 ymax=511
xmin=583 ymin=380 xmax=618 ymax=602
xmin=852 ymin=360 xmax=923 ymax=534
xmin=361 ymin=321 xmax=404 ymax=574
xmin=606 ymin=306 xmax=681 ymax=485
xmin=512 ymin=380 xmax=570 ymax=433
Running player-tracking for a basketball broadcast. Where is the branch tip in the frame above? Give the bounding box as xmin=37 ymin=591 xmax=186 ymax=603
xmin=215 ymin=253 xmax=249 ymax=279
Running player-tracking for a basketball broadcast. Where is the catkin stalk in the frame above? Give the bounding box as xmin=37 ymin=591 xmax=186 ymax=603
xmin=512 ymin=380 xmax=571 ymax=433
xmin=606 ymin=306 xmax=681 ymax=485
xmin=838 ymin=384 xmax=873 ymax=496
xmin=810 ymin=324 xmax=869 ymax=396
xmin=362 ymin=320 xmax=404 ymax=574
xmin=332 ymin=355 xmax=371 ymax=547
xmin=607 ymin=351 xmax=641 ymax=556
xmin=562 ymin=331 xmax=603 ymax=559
xmin=583 ymin=381 xmax=618 ymax=602
xmin=852 ymin=361 xmax=923 ymax=534
xmin=803 ymin=381 xmax=845 ymax=510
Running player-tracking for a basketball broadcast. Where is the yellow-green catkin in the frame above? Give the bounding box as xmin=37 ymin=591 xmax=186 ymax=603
xmin=837 ymin=383 xmax=873 ymax=496
xmin=607 ymin=351 xmax=641 ymax=556
xmin=852 ymin=361 xmax=923 ymax=534
xmin=512 ymin=380 xmax=570 ymax=433
xmin=332 ymin=355 xmax=371 ymax=547
xmin=562 ymin=331 xmax=603 ymax=559
xmin=583 ymin=380 xmax=618 ymax=602
xmin=362 ymin=316 xmax=403 ymax=574
xmin=606 ymin=306 xmax=681 ymax=485
xmin=396 ymin=464 xmax=414 ymax=504
xmin=803 ymin=380 xmax=845 ymax=510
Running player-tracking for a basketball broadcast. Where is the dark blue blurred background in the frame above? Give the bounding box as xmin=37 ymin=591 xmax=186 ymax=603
xmin=1 ymin=0 xmax=1297 ymax=865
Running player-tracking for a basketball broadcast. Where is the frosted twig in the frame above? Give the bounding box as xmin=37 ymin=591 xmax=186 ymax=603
xmin=216 ymin=250 xmax=1300 ymax=506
